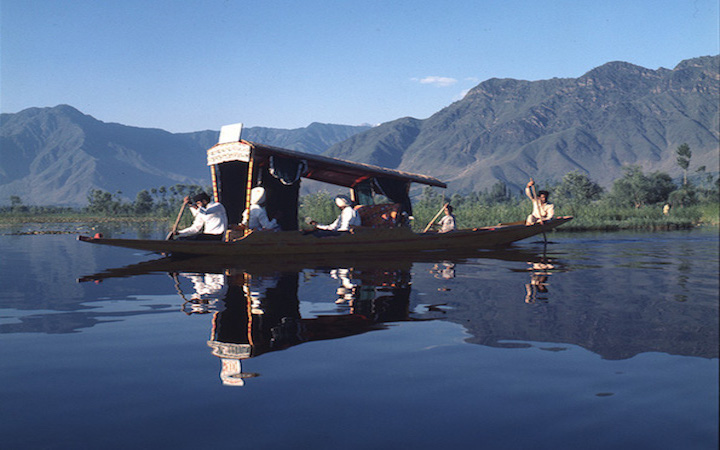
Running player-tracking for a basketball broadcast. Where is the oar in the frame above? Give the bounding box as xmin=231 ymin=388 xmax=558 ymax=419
xmin=529 ymin=178 xmax=542 ymax=222
xmin=423 ymin=203 xmax=449 ymax=233
xmin=530 ymin=178 xmax=548 ymax=243
xmin=166 ymin=203 xmax=187 ymax=240
xmin=529 ymin=177 xmax=537 ymax=199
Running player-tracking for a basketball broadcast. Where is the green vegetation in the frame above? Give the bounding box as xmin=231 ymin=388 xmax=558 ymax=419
xmin=676 ymin=143 xmax=692 ymax=187
xmin=2 ymin=153 xmax=719 ymax=233
xmin=298 ymin=191 xmax=339 ymax=226
xmin=408 ymin=159 xmax=718 ymax=231
xmin=0 ymin=184 xmax=209 ymax=229
xmin=84 ymin=184 xmax=210 ymax=216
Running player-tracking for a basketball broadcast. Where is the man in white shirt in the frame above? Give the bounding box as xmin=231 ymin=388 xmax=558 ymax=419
xmin=174 ymin=192 xmax=228 ymax=240
xmin=525 ymin=180 xmax=554 ymax=225
xmin=309 ymin=195 xmax=361 ymax=236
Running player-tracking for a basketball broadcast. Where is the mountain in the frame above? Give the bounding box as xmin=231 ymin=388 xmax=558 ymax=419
xmin=326 ymin=55 xmax=719 ymax=193
xmin=0 ymin=106 xmax=370 ymax=206
xmin=1 ymin=55 xmax=718 ymax=206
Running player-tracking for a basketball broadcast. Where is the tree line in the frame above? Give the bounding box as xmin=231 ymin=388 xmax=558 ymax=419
xmin=84 ymin=184 xmax=211 ymax=216
xmin=416 ymin=143 xmax=717 ymax=211
xmin=1 ymin=183 xmax=210 ymax=216
xmin=2 ymin=144 xmax=718 ymax=225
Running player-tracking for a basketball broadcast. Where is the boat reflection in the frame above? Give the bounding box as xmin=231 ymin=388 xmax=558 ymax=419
xmin=79 ymin=249 xmax=544 ymax=385
xmin=74 ymin=241 xmax=718 ymax=367
xmin=203 ymin=265 xmax=417 ymax=386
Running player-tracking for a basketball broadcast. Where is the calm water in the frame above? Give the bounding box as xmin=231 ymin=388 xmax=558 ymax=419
xmin=1 ymin=225 xmax=717 ymax=449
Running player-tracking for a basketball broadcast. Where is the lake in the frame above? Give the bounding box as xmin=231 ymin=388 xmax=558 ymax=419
xmin=1 ymin=225 xmax=717 ymax=449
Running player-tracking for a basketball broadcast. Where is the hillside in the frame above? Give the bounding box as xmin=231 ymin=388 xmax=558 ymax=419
xmin=1 ymin=55 xmax=718 ymax=206
xmin=326 ymin=55 xmax=719 ymax=193
xmin=0 ymin=106 xmax=369 ymax=205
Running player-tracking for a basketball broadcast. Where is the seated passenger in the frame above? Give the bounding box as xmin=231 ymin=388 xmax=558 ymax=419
xmin=309 ymin=195 xmax=361 ymax=236
xmin=241 ymin=187 xmax=280 ymax=231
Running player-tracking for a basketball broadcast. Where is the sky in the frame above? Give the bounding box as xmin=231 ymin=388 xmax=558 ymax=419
xmin=1 ymin=0 xmax=718 ymax=133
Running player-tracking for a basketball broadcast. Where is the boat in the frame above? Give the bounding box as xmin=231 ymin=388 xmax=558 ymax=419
xmin=78 ymin=123 xmax=572 ymax=256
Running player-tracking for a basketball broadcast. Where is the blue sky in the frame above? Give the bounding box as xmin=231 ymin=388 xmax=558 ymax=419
xmin=2 ymin=0 xmax=718 ymax=132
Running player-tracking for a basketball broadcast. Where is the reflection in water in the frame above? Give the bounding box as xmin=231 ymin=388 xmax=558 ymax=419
xmin=67 ymin=233 xmax=719 ymax=366
xmin=430 ymin=262 xmax=456 ymax=280
xmin=201 ymin=266 xmax=416 ymax=386
xmin=524 ymin=258 xmax=555 ymax=303
xmin=175 ymin=272 xmax=228 ymax=315
xmin=3 ymin=232 xmax=718 ymax=449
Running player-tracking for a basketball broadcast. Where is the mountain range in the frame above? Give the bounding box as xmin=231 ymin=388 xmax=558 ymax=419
xmin=326 ymin=55 xmax=719 ymax=193
xmin=0 ymin=107 xmax=369 ymax=205
xmin=1 ymin=55 xmax=718 ymax=206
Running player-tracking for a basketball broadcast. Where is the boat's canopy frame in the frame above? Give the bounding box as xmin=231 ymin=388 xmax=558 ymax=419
xmin=206 ymin=137 xmax=446 ymax=231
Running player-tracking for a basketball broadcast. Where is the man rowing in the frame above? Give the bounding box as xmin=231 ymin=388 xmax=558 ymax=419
xmin=174 ymin=192 xmax=228 ymax=240
xmin=525 ymin=180 xmax=554 ymax=225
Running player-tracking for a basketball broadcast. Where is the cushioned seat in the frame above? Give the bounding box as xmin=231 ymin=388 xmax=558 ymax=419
xmin=354 ymin=203 xmax=401 ymax=228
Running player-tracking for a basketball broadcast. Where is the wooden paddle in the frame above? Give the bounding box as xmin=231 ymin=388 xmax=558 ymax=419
xmin=423 ymin=202 xmax=449 ymax=233
xmin=529 ymin=178 xmax=548 ymax=242
xmin=166 ymin=202 xmax=187 ymax=240
xmin=529 ymin=179 xmax=545 ymax=224
xmin=529 ymin=177 xmax=538 ymax=201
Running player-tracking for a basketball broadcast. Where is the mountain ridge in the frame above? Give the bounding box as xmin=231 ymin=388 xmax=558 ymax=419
xmin=1 ymin=55 xmax=717 ymax=206
xmin=325 ymin=55 xmax=719 ymax=193
xmin=0 ymin=106 xmax=370 ymax=205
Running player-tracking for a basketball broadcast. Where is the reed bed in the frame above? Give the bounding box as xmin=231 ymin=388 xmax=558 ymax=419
xmin=1 ymin=199 xmax=717 ymax=233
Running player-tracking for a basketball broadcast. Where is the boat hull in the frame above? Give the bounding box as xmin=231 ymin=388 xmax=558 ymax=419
xmin=77 ymin=216 xmax=572 ymax=257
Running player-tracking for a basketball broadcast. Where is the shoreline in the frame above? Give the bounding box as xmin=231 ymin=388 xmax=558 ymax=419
xmin=0 ymin=215 xmax=716 ymax=234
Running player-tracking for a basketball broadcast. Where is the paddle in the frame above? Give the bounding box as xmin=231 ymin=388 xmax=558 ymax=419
xmin=423 ymin=202 xmax=449 ymax=233
xmin=529 ymin=178 xmax=548 ymax=243
xmin=166 ymin=202 xmax=187 ymax=240
xmin=529 ymin=177 xmax=537 ymax=199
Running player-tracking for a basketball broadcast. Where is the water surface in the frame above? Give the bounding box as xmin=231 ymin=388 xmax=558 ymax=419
xmin=1 ymin=226 xmax=717 ymax=449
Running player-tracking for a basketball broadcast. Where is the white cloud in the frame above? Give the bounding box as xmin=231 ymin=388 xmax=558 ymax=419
xmin=412 ymin=76 xmax=458 ymax=87
xmin=453 ymin=89 xmax=472 ymax=101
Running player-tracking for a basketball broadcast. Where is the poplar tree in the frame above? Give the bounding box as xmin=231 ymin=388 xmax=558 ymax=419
xmin=676 ymin=143 xmax=692 ymax=186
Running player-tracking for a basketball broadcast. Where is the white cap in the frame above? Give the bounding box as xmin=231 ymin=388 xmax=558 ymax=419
xmin=335 ymin=195 xmax=351 ymax=208
xmin=250 ymin=187 xmax=266 ymax=205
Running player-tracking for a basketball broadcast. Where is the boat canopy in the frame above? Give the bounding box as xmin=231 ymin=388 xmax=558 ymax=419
xmin=207 ymin=140 xmax=446 ymax=189
xmin=206 ymin=137 xmax=446 ymax=232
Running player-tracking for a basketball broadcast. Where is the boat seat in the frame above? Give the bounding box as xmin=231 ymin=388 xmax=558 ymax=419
xmin=354 ymin=203 xmax=401 ymax=228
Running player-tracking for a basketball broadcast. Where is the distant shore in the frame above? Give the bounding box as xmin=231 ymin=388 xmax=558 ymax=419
xmin=1 ymin=202 xmax=717 ymax=233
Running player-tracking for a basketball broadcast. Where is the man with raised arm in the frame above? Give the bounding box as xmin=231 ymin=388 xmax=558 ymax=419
xmin=525 ymin=180 xmax=554 ymax=225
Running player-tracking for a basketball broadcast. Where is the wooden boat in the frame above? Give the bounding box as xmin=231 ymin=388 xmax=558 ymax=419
xmin=78 ymin=217 xmax=571 ymax=256
xmin=78 ymin=123 xmax=572 ymax=256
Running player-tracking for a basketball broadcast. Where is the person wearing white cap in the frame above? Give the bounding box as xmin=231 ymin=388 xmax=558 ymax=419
xmin=241 ymin=187 xmax=280 ymax=231
xmin=310 ymin=195 xmax=361 ymax=234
